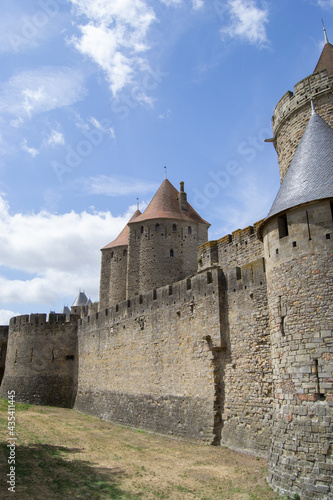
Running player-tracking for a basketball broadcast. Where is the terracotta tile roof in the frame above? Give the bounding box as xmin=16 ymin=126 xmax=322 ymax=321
xmin=130 ymin=179 xmax=210 ymax=226
xmin=313 ymin=42 xmax=333 ymax=75
xmin=101 ymin=209 xmax=141 ymax=250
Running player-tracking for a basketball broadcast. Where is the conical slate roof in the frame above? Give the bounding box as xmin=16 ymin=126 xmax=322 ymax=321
xmin=131 ymin=179 xmax=210 ymax=226
xmin=72 ymin=291 xmax=90 ymax=307
xmin=266 ymin=107 xmax=333 ymax=221
xmin=313 ymin=41 xmax=333 ymax=76
xmin=101 ymin=209 xmax=141 ymax=250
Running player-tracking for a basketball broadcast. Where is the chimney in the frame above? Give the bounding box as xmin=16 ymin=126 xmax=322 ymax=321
xmin=179 ymin=181 xmax=188 ymax=211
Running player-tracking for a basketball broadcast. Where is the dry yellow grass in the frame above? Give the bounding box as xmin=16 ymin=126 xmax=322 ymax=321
xmin=0 ymin=398 xmax=281 ymax=499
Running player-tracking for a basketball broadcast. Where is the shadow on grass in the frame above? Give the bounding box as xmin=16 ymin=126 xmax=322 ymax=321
xmin=0 ymin=442 xmax=140 ymax=500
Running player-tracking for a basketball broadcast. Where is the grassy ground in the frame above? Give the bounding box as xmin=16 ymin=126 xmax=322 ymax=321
xmin=0 ymin=398 xmax=281 ymax=499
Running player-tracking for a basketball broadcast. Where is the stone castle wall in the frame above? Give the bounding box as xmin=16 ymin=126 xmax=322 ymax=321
xmin=75 ymin=268 xmax=223 ymax=443
xmin=263 ymin=199 xmax=333 ymax=499
xmin=220 ymin=259 xmax=273 ymax=457
xmin=126 ymin=219 xmax=208 ymax=298
xmin=0 ymin=326 xmax=8 ymax=384
xmin=0 ymin=313 xmax=78 ymax=408
xmin=272 ymin=69 xmax=333 ymax=182
xmin=75 ymin=253 xmax=274 ymax=455
xmin=197 ymin=221 xmax=264 ymax=271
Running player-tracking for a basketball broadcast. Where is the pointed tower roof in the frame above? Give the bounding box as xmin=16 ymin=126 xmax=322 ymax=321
xmin=131 ymin=179 xmax=210 ymax=226
xmin=265 ymin=105 xmax=333 ymax=222
xmin=101 ymin=209 xmax=141 ymax=250
xmin=314 ymin=24 xmax=333 ymax=75
xmin=72 ymin=291 xmax=89 ymax=307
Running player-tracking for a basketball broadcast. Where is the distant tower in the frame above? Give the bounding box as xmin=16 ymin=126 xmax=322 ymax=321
xmin=71 ymin=291 xmax=91 ymax=315
xmin=99 ymin=209 xmax=141 ymax=310
xmin=126 ymin=179 xmax=210 ymax=298
xmin=272 ymin=26 xmax=333 ymax=182
xmin=261 ymin=104 xmax=333 ymax=498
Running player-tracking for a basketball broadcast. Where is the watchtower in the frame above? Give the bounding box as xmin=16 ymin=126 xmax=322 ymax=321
xmin=261 ymin=103 xmax=333 ymax=498
xmin=272 ymin=28 xmax=333 ymax=182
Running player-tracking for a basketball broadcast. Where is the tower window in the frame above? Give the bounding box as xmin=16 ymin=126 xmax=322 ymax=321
xmin=278 ymin=214 xmax=288 ymax=239
xmin=111 ymin=251 xmax=114 ymax=258
xmin=123 ymin=249 xmax=127 ymax=256
xmin=155 ymin=223 xmax=160 ymax=232
xmin=141 ymin=226 xmax=144 ymax=233
xmin=172 ymin=224 xmax=177 ymax=232
xmin=236 ymin=267 xmax=242 ymax=280
xmin=170 ymin=249 xmax=174 ymax=257
xmin=188 ymin=226 xmax=192 ymax=234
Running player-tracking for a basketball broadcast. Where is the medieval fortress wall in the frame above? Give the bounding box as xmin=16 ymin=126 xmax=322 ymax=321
xmin=0 ymin=314 xmax=78 ymax=408
xmin=0 ymin=37 xmax=332 ymax=500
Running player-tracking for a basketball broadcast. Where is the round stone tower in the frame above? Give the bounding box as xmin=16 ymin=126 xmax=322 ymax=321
xmin=272 ymin=33 xmax=333 ymax=182
xmin=126 ymin=179 xmax=210 ymax=298
xmin=261 ymin=104 xmax=333 ymax=498
xmin=99 ymin=209 xmax=141 ymax=310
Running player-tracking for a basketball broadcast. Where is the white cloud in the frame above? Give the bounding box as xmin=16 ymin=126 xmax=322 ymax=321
xmin=0 ymin=194 xmax=139 ymax=308
xmin=0 ymin=67 xmax=87 ymax=122
xmin=89 ymin=116 xmax=116 ymax=138
xmin=0 ymin=310 xmax=20 ymax=325
xmin=72 ymin=175 xmax=159 ymax=197
xmin=21 ymin=138 xmax=39 ymax=157
xmin=220 ymin=0 xmax=269 ymax=47
xmin=160 ymin=0 xmax=183 ymax=6
xmin=69 ymin=0 xmax=156 ymax=95
xmin=158 ymin=108 xmax=172 ymax=120
xmin=317 ymin=0 xmax=333 ymax=7
xmin=45 ymin=130 xmax=65 ymax=148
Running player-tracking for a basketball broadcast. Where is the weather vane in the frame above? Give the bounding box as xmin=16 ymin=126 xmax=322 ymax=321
xmin=164 ymin=166 xmax=167 ymax=179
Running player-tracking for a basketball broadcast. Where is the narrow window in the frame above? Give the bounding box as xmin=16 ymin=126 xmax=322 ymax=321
xmin=170 ymin=249 xmax=174 ymax=257
xmin=306 ymin=211 xmax=312 ymax=240
xmin=172 ymin=224 xmax=177 ymax=232
xmin=278 ymin=214 xmax=288 ymax=239
xmin=236 ymin=267 xmax=242 ymax=280
xmin=207 ymin=271 xmax=213 ymax=284
xmin=169 ymin=285 xmax=173 ymax=296
xmin=188 ymin=226 xmax=192 ymax=235
xmin=155 ymin=223 xmax=160 ymax=232
xmin=186 ymin=278 xmax=192 ymax=290
xmin=123 ymin=249 xmax=127 ymax=256
xmin=153 ymin=289 xmax=157 ymax=300
xmin=141 ymin=226 xmax=144 ymax=233
xmin=111 ymin=251 xmax=114 ymax=258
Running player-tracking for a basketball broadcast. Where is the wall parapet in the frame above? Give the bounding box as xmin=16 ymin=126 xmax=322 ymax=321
xmin=81 ymin=267 xmax=222 ymax=329
xmin=9 ymin=313 xmax=79 ymax=329
xmin=272 ymin=69 xmax=333 ymax=134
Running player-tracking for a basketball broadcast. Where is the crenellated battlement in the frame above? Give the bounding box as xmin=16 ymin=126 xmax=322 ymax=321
xmin=9 ymin=312 xmax=79 ymax=329
xmin=198 ymin=220 xmax=264 ymax=272
xmin=272 ymin=68 xmax=333 ymax=181
xmin=272 ymin=69 xmax=333 ymax=134
xmin=81 ymin=266 xmax=221 ymax=329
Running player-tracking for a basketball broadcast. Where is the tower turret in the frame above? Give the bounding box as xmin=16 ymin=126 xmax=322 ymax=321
xmin=126 ymin=179 xmax=210 ymax=298
xmin=260 ymin=103 xmax=333 ymax=498
xmin=272 ymin=27 xmax=333 ymax=182
xmin=99 ymin=209 xmax=141 ymax=310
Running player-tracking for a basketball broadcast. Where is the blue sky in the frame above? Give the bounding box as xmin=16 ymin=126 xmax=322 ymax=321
xmin=0 ymin=0 xmax=332 ymax=323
